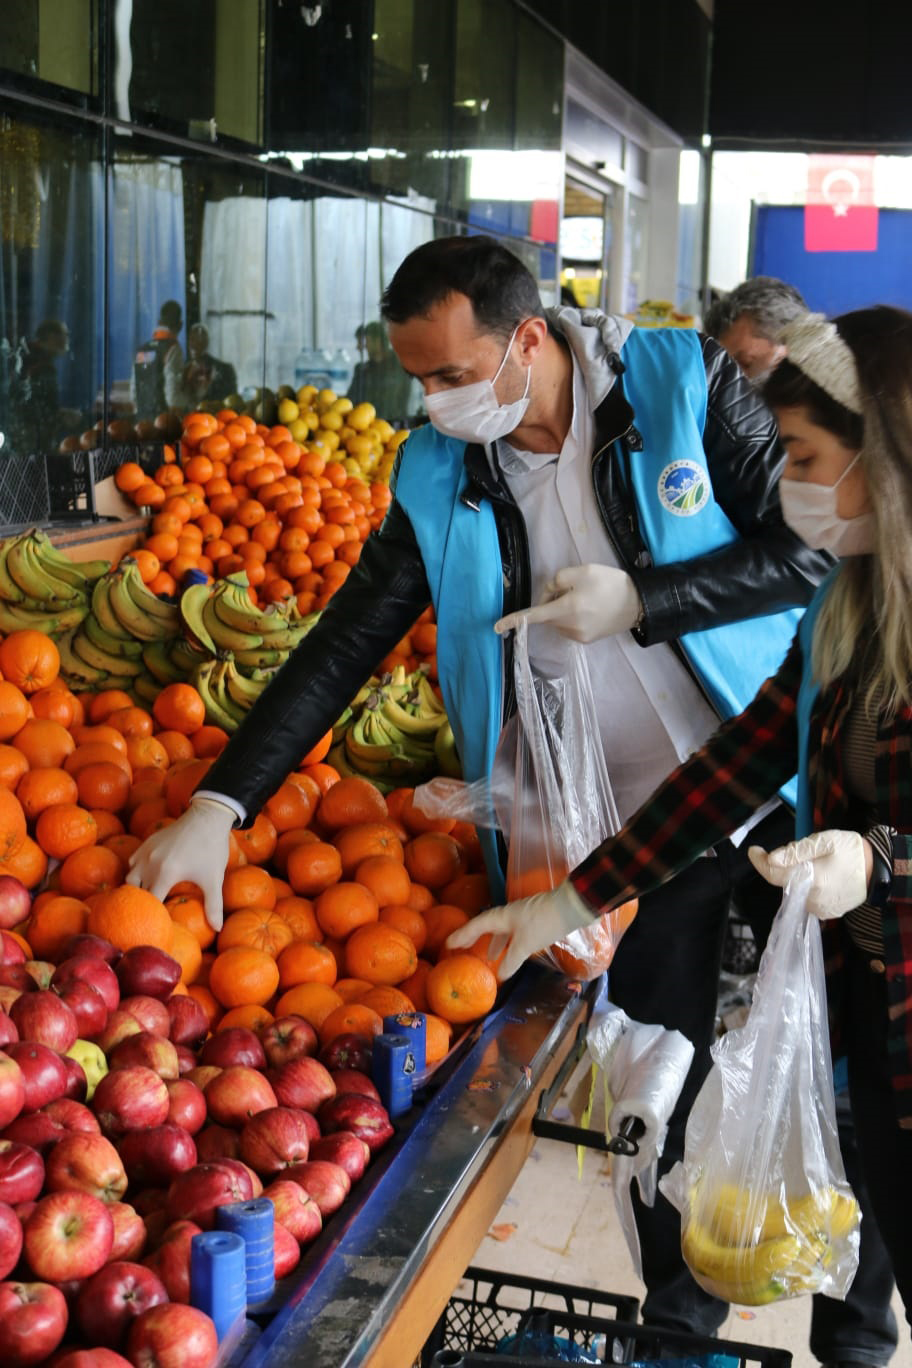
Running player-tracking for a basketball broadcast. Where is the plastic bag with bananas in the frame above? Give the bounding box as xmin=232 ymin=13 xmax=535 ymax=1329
xmin=0 ymin=527 xmax=108 ymax=635
xmin=659 ymin=864 xmax=860 ymax=1305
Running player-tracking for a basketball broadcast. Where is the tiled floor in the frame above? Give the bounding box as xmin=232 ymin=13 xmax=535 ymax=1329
xmin=469 ymin=1135 xmax=910 ymax=1366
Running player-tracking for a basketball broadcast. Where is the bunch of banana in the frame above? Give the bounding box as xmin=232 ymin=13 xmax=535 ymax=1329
xmin=56 ymin=559 xmax=179 ymax=690
xmin=90 ymin=560 xmax=179 ymax=644
xmin=192 ymin=658 xmax=252 ymax=732
xmin=682 ymin=1181 xmax=859 ymax=1305
xmin=331 ymin=665 xmax=454 ymax=787
xmin=0 ymin=528 xmax=106 ymax=634
xmin=179 ymin=574 xmax=318 ymax=670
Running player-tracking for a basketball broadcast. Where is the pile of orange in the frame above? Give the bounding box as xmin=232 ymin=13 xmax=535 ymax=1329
xmin=114 ymin=409 xmax=405 ymax=630
xmin=0 ymin=628 xmax=500 ymax=1062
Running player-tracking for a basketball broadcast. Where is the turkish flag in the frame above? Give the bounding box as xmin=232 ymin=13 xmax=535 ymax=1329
xmin=529 ymin=199 xmax=559 ymax=244
xmin=805 ymin=155 xmax=878 ymax=252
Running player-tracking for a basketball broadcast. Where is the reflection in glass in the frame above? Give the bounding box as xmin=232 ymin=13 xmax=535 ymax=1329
xmin=624 ymin=194 xmax=649 ymax=314
xmin=560 ymin=179 xmax=612 ymax=310
xmin=0 ymin=0 xmax=98 ymax=96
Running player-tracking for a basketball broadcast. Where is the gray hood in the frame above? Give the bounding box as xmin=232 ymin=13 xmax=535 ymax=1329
xmin=545 ymin=305 xmax=635 ymax=409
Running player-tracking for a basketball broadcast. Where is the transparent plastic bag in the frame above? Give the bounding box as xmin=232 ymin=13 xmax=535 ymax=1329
xmin=415 ymin=621 xmax=638 ymax=978
xmin=660 ymin=864 xmax=860 ymax=1306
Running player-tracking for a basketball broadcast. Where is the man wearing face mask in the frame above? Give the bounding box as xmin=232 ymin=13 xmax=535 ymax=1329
xmin=126 ymin=237 xmax=830 ymax=1340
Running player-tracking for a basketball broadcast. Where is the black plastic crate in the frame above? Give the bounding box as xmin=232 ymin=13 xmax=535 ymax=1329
xmin=506 ymin=1307 xmax=792 ymax=1366
xmin=419 ymin=1267 xmax=640 ymax=1366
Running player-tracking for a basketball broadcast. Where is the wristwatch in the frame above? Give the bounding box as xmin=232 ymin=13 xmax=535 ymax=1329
xmin=867 ymin=837 xmax=893 ymax=910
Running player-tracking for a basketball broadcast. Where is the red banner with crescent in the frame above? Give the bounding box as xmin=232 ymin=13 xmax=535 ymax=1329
xmin=805 ymin=155 xmax=878 ymax=252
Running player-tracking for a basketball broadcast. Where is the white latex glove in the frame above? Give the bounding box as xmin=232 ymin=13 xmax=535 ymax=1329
xmin=495 ymin=564 xmax=642 ymax=642
xmin=445 ymin=881 xmax=596 ymax=982
xmin=747 ymin=830 xmax=872 ymax=920
xmin=126 ymin=795 xmax=235 ymax=931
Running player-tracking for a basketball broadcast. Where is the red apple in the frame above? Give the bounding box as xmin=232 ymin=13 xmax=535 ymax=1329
xmin=1 ymin=1112 xmax=63 ymax=1154
xmin=141 ymin=1220 xmax=201 ymax=1303
xmin=0 ymin=931 xmax=26 ymax=964
xmin=45 ymin=1132 xmax=127 ymax=1203
xmin=194 ymin=1123 xmax=240 ymax=1163
xmin=130 ymin=1188 xmax=167 ymax=1218
xmin=174 ymin=1045 xmax=197 ymax=1075
xmin=61 ymin=1054 xmax=87 ymax=1102
xmin=229 ymin=1157 xmax=263 ymax=1199
xmin=108 ymin=1032 xmax=179 ymax=1081
xmin=54 ymin=981 xmax=109 ymax=1039
xmin=0 ymin=1049 xmax=25 ymax=1127
xmin=309 ymin=1131 xmax=370 ymax=1181
xmin=23 ymin=963 xmax=54 ymax=991
xmin=165 ymin=1160 xmax=254 ymax=1230
xmin=43 ymin=1097 xmax=100 ymax=1136
xmin=94 ymin=1011 xmax=142 ymax=1055
xmin=199 ymin=1028 xmax=265 ymax=1071
xmin=204 ymin=1067 xmax=277 ymax=1128
xmin=318 ymin=1094 xmax=393 ymax=1151
xmin=53 ymin=956 xmax=120 ymax=1013
xmin=238 ymin=1107 xmax=311 ymax=1175
xmin=283 ymin=1159 xmax=350 ymax=1216
xmin=0 ymin=1011 xmax=18 ymax=1048
xmin=0 ymin=1200 xmax=23 ymax=1278
xmin=299 ymin=1108 xmax=321 ymax=1145
xmin=273 ymin=1219 xmax=300 ymax=1279
xmin=116 ymin=948 xmax=181 ymax=1003
xmin=119 ymin=1125 xmax=197 ymax=1187
xmin=0 ymin=964 xmax=35 ymax=993
xmin=166 ymin=997 xmax=208 ymax=1050
xmin=329 ymin=1068 xmax=380 ymax=1102
xmin=259 ymin=1015 xmax=318 ymax=1068
xmin=142 ymin=1208 xmax=169 ymax=1249
xmin=24 ymin=1190 xmax=114 ymax=1281
xmin=271 ymin=1056 xmax=335 ymax=1113
xmin=108 ymin=1201 xmax=146 ymax=1262
xmin=0 ymin=1280 xmax=68 ymax=1366
xmin=77 ymin=1260 xmax=168 ymax=1348
xmin=92 ymin=1068 xmax=170 ymax=1138
xmin=165 ymin=1079 xmax=206 ymax=1134
xmin=13 ymin=1199 xmax=35 ymax=1223
xmin=126 ymin=1302 xmax=218 ymax=1368
xmin=318 ymin=1031 xmax=373 ymax=1073
xmin=262 ymin=1178 xmax=322 ymax=1243
xmin=6 ymin=1043 xmax=67 ymax=1112
xmin=63 ymin=933 xmax=120 ymax=964
xmin=0 ymin=1140 xmax=44 ymax=1203
xmin=55 ymin=1352 xmax=132 ymax=1368
xmin=10 ymin=992 xmax=77 ymax=1053
xmin=184 ymin=1066 xmax=221 ymax=1092
xmin=119 ymin=996 xmax=170 ymax=1038
xmin=0 ymin=876 xmax=30 ymax=930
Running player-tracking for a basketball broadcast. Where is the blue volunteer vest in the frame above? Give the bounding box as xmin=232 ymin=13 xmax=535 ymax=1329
xmin=394 ymin=328 xmax=802 ymax=886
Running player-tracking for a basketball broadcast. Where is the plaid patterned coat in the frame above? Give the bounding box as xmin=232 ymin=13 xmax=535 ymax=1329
xmin=571 ymin=629 xmax=912 ymax=1126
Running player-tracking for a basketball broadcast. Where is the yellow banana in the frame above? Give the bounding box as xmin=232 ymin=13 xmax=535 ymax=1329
xmin=72 ymin=625 xmax=143 ymax=677
xmin=202 ymin=595 xmax=261 ymax=652
xmin=0 ymin=544 xmax=25 ymax=602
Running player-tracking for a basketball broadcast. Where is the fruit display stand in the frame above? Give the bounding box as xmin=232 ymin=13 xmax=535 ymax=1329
xmin=228 ymin=965 xmax=592 ymax=1368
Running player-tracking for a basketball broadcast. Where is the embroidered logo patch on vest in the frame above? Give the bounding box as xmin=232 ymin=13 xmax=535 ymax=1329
xmin=657 ymin=460 xmax=709 ymax=517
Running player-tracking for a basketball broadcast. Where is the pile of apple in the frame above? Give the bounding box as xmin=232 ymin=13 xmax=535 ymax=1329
xmin=0 ymin=877 xmax=395 ymax=1368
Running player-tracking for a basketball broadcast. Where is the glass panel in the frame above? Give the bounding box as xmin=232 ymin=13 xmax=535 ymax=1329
xmin=560 ymin=179 xmax=611 ymax=310
xmin=123 ymin=0 xmax=264 ymax=145
xmin=515 ymin=10 xmax=563 ymax=152
xmin=0 ymin=0 xmax=98 ymax=97
xmin=565 ymin=99 xmax=623 ymax=172
xmin=0 ymin=104 xmax=104 ymax=525
xmin=623 ymin=193 xmax=649 ymax=314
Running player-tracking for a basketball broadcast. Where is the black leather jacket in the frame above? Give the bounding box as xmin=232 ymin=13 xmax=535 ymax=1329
xmin=204 ymin=336 xmax=831 ymax=819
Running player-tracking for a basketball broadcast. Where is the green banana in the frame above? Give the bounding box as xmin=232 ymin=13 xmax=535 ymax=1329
xmin=243 ymin=665 xmax=282 ymax=683
xmin=414 ymin=673 xmax=445 ymax=715
xmin=142 ymin=638 xmax=186 ymax=685
xmin=233 ymin=645 xmax=289 ymax=669
xmin=202 ymin=594 xmax=262 ymax=652
xmin=209 ymin=576 xmax=280 ymax=636
xmin=91 ymin=575 xmax=134 ymax=639
xmin=223 ymin=662 xmax=267 ymax=709
xmin=0 ymin=544 xmax=25 ymax=602
xmin=83 ymin=611 xmax=143 ymax=659
xmin=382 ymin=695 xmax=446 ymax=737
xmin=71 ymin=625 xmax=143 ymax=677
xmin=193 ymin=660 xmax=240 ymax=732
xmin=30 ymin=533 xmax=95 ymax=606
xmin=345 ymin=711 xmax=399 ymax=764
xmin=179 ymin=584 xmax=217 ymax=654
xmin=332 ymin=706 xmax=353 ymax=742
xmin=169 ymin=637 xmax=207 ymax=674
xmin=0 ymin=599 xmax=85 ymax=635
xmin=434 ymin=720 xmax=462 ymax=778
xmin=328 ymin=740 xmax=395 ymax=793
xmin=118 ymin=560 xmax=180 ymax=636
xmin=33 ymin=530 xmax=109 ymax=586
xmin=132 ymin=672 xmax=162 ymax=705
xmin=55 ymin=626 xmax=108 ymax=688
xmin=7 ymin=534 xmax=83 ymax=607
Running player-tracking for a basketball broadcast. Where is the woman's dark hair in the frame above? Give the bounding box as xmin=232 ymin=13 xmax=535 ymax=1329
xmin=762 ymin=358 xmax=863 ymax=450
xmin=380 ymin=235 xmax=543 ymax=339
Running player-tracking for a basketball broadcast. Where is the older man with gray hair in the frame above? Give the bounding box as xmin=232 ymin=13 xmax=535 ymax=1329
xmin=705 ymin=276 xmax=807 ymax=382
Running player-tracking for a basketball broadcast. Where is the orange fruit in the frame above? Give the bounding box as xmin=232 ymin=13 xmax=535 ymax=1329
xmin=406 ymin=882 xmax=435 ymax=913
xmin=1 ymin=835 xmax=47 ymax=889
xmin=425 ymin=1013 xmax=453 ymax=1063
xmin=273 ymin=981 xmax=343 ymax=1027
xmin=192 ymin=726 xmax=229 ymax=758
xmin=333 ymin=977 xmax=373 ymax=1003
xmin=217 ymin=1004 xmax=274 ymax=1034
xmin=170 ymin=921 xmax=204 ymax=984
xmin=75 ymin=761 xmax=131 ymax=813
xmin=276 ymin=940 xmax=337 ymax=990
xmin=154 ymin=731 xmax=196 ymax=766
xmin=333 ymin=823 xmax=403 ymax=876
xmin=57 ymin=845 xmax=125 ymax=900
xmin=318 ymin=1002 xmax=383 ymax=1049
xmin=0 ymin=682 xmax=30 ymax=741
xmin=314 ymin=882 xmax=379 ymax=940
xmin=273 ymin=895 xmax=321 ymax=942
xmin=286 ymin=841 xmax=342 ymax=897
xmin=343 ymin=923 xmax=417 ymax=986
xmin=404 ymin=833 xmax=466 ymax=889
xmin=16 ymin=767 xmax=78 ymax=821
xmin=163 ymin=757 xmax=215 ymax=816
xmin=0 ymin=631 xmax=60 ymax=693
xmin=379 ymin=904 xmax=427 ymax=955
xmin=0 ymin=788 xmax=26 ymax=862
xmin=87 ymin=885 xmax=173 ymax=953
xmin=546 ymin=901 xmax=639 ymax=979
xmin=316 ymin=776 xmax=388 ymax=831
xmin=27 ymin=895 xmax=90 ymax=960
xmin=426 ymin=954 xmax=497 ymax=1024
xmin=399 ymin=795 xmax=455 ymax=837
xmin=106 ymin=706 xmax=153 ymax=739
xmin=125 ymin=736 xmax=169 ymax=772
xmin=400 ymin=960 xmax=432 ymax=1013
xmin=102 ymin=833 xmax=142 ymax=864
xmin=209 ymin=946 xmax=280 ymax=1008
xmin=233 ymin=814 xmax=278 ymax=866
xmin=263 ymin=778 xmax=319 ymax=833
xmin=35 ymin=803 xmax=97 ymax=860
xmin=13 ymin=719 xmax=75 ymax=770
xmin=0 ymin=745 xmax=29 ymax=792
xmin=422 ymin=904 xmax=470 ymax=961
xmin=273 ymin=828 xmax=318 ymax=876
xmin=153 ymin=684 xmax=206 ymax=735
xmin=353 ymin=854 xmax=410 ymax=907
xmin=356 ymin=985 xmax=416 ymax=1018
xmin=218 ymin=908 xmax=294 ymax=958
xmin=439 ymin=873 xmax=492 ymax=917
xmin=88 ymin=809 xmax=125 ymax=842
xmin=222 ymin=864 xmax=276 ymax=913
xmin=166 ymin=893 xmax=216 ymax=949
xmin=88 ymin=690 xmax=134 ymax=724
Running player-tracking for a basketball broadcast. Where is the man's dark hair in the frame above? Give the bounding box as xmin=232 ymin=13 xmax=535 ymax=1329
xmin=159 ymin=299 xmax=183 ymax=332
xmin=381 ymin=235 xmax=543 ymax=339
xmin=704 ymin=276 xmax=806 ymax=342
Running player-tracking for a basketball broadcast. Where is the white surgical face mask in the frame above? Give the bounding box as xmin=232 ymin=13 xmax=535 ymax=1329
xmin=779 ymin=451 xmax=875 ymax=556
xmin=424 ymin=324 xmax=530 ymax=444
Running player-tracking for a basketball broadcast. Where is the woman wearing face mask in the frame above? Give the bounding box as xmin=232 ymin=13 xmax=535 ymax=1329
xmin=451 ymin=305 xmax=912 ymax=1327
